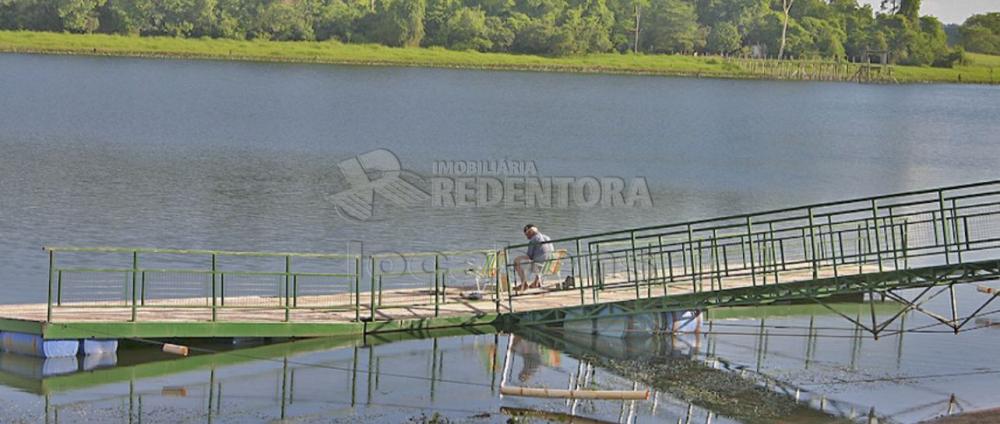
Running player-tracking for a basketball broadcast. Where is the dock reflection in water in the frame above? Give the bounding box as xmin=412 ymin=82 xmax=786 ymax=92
xmin=0 ymin=328 xmax=818 ymax=423
xmin=0 ymin=297 xmax=998 ymax=423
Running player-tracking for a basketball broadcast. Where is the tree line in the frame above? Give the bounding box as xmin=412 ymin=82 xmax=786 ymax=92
xmin=0 ymin=0 xmax=994 ymax=66
xmin=959 ymin=12 xmax=1000 ymax=55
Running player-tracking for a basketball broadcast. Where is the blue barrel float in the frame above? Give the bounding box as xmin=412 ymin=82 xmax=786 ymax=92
xmin=81 ymin=339 xmax=119 ymax=356
xmin=0 ymin=331 xmax=79 ymax=358
xmin=0 ymin=331 xmax=120 ymax=358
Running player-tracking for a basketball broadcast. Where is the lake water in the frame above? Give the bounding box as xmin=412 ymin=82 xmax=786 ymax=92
xmin=1 ymin=53 xmax=1000 ymax=423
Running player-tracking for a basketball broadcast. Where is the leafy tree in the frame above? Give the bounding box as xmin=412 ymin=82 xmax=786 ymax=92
xmin=97 ymin=0 xmax=146 ymax=34
xmin=897 ymin=0 xmax=919 ymax=21
xmin=605 ymin=0 xmax=648 ymax=53
xmin=790 ymin=0 xmax=831 ymax=21
xmin=155 ymin=0 xmax=217 ymax=37
xmin=800 ymin=16 xmax=844 ymax=58
xmin=642 ymin=0 xmax=702 ymax=53
xmin=311 ymin=0 xmax=369 ymax=41
xmin=424 ymin=0 xmax=460 ymax=45
xmin=561 ymin=0 xmax=614 ymax=53
xmin=484 ymin=15 xmax=513 ymax=50
xmin=516 ymin=0 xmax=569 ymax=20
xmin=3 ymin=0 xmax=61 ymax=31
xmin=960 ymin=13 xmax=1000 ymax=54
xmin=0 ymin=0 xmax=989 ymax=64
xmin=364 ymin=0 xmax=425 ymax=47
xmin=776 ymin=0 xmax=794 ymax=58
xmin=511 ymin=17 xmax=565 ymax=54
xmin=473 ymin=0 xmax=515 ymax=16
xmin=917 ymin=15 xmax=948 ymax=62
xmin=58 ymin=0 xmax=107 ymax=33
xmin=876 ymin=12 xmax=948 ymax=66
xmin=201 ymin=0 xmax=247 ymax=38
xmin=706 ymin=21 xmax=740 ymax=53
xmin=834 ymin=1 xmax=875 ymax=59
xmin=440 ymin=6 xmax=491 ymax=50
xmin=255 ymin=1 xmax=313 ymax=40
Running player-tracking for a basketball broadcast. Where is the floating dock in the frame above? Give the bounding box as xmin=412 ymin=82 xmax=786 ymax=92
xmin=2 ymin=180 xmax=1000 ymax=356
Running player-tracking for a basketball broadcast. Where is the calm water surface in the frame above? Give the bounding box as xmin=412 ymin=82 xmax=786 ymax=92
xmin=1 ymin=53 xmax=1000 ymax=423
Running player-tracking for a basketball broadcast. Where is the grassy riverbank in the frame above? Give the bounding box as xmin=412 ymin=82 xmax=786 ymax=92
xmin=1 ymin=30 xmax=998 ymax=84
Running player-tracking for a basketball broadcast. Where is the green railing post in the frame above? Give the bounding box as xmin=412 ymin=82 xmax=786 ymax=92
xmin=594 ymin=259 xmax=602 ymax=303
xmin=587 ymin=243 xmax=595 ymax=290
xmin=494 ymin=251 xmax=502 ymax=313
xmin=595 ymin=244 xmax=603 ymax=290
xmin=902 ymin=219 xmax=910 ymax=269
xmin=887 ymin=207 xmax=898 ymax=270
xmin=747 ymin=217 xmax=756 ymax=286
xmin=56 ymin=270 xmax=63 ymax=306
xmin=370 ymin=256 xmax=377 ymax=321
xmin=630 ymin=231 xmax=640 ymax=299
xmin=434 ymin=254 xmax=441 ymax=317
xmin=759 ymin=233 xmax=767 ymax=286
xmin=769 ymin=223 xmax=779 ymax=284
xmin=939 ymin=190 xmax=951 ymax=264
xmin=722 ymin=243 xmax=730 ymax=276
xmin=808 ymin=208 xmax=819 ymax=280
xmin=284 ymin=255 xmax=291 ymax=322
xmin=131 ymin=250 xmax=138 ymax=322
xmin=827 ymin=216 xmax=838 ymax=278
xmin=857 ymin=225 xmax=864 ymax=274
xmin=211 ymin=253 xmax=217 ymax=322
xmin=951 ymin=199 xmax=962 ymax=263
xmin=657 ymin=235 xmax=668 ymax=284
xmin=665 ymin=247 xmax=673 ymax=295
xmin=646 ymin=244 xmax=653 ymax=298
xmin=779 ymin=237 xmax=787 ymax=271
xmin=576 ymin=239 xmax=585 ymax=305
xmin=963 ymin=216 xmax=971 ymax=251
xmin=46 ymin=249 xmax=54 ymax=322
xmin=837 ymin=231 xmax=845 ymax=267
xmin=687 ymin=225 xmax=696 ymax=292
xmin=505 ymin=247 xmax=514 ymax=313
xmin=870 ymin=200 xmax=883 ymax=272
xmin=711 ymin=229 xmax=721 ymax=291
xmin=355 ymin=256 xmax=361 ymax=322
xmin=378 ymin=274 xmax=384 ymax=314
xmin=696 ymin=239 xmax=704 ymax=292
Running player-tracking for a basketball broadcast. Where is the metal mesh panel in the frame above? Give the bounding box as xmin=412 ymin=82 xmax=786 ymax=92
xmin=293 ymin=274 xmax=354 ymax=309
xmin=57 ymin=271 xmax=128 ymax=306
xmin=140 ymin=271 xmax=211 ymax=306
xmin=219 ymin=273 xmax=284 ymax=308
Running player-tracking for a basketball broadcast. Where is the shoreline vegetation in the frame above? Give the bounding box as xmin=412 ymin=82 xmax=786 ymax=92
xmin=1 ymin=31 xmax=998 ymax=84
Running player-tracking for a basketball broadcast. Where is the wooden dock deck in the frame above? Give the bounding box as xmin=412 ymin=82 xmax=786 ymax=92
xmin=0 ymin=264 xmax=883 ymax=340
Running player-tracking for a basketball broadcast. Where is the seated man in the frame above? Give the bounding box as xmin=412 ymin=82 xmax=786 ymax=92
xmin=514 ymin=224 xmax=554 ymax=292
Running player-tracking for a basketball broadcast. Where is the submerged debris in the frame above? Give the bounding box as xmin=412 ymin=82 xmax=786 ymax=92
xmin=583 ymin=354 xmax=854 ymax=424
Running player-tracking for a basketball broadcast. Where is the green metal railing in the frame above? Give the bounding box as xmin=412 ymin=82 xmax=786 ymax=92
xmin=41 ymin=180 xmax=1000 ymax=326
xmin=501 ymin=180 xmax=1000 ymax=312
xmin=45 ymin=247 xmax=361 ymax=323
xmin=367 ymin=249 xmax=500 ymax=319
